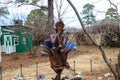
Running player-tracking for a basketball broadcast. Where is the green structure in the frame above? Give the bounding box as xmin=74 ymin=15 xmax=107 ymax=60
xmin=0 ymin=25 xmax=32 ymax=54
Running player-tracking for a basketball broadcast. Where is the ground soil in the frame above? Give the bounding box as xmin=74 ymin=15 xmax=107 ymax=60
xmin=0 ymin=45 xmax=118 ymax=80
xmin=0 ymin=47 xmax=49 ymax=70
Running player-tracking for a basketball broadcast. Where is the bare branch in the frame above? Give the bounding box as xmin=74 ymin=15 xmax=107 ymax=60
xmin=61 ymin=4 xmax=69 ymax=17
xmin=107 ymin=0 xmax=117 ymax=7
xmin=67 ymin=0 xmax=118 ymax=79
xmin=67 ymin=0 xmax=97 ymax=46
xmin=107 ymin=0 xmax=119 ymax=15
xmin=55 ymin=0 xmax=59 ymax=13
xmin=107 ymin=0 xmax=120 ymax=31
xmin=59 ymin=0 xmax=63 ymax=12
xmin=55 ymin=0 xmax=60 ymax=19
xmin=55 ymin=0 xmax=69 ymax=20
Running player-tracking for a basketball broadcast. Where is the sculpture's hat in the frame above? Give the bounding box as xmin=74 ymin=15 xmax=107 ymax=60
xmin=55 ymin=19 xmax=64 ymax=29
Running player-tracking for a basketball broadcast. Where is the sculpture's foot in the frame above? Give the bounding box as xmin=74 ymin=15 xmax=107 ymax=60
xmin=65 ymin=65 xmax=74 ymax=71
xmin=66 ymin=67 xmax=74 ymax=71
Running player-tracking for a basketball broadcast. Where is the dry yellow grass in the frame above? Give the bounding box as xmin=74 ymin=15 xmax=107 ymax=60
xmin=2 ymin=45 xmax=120 ymax=80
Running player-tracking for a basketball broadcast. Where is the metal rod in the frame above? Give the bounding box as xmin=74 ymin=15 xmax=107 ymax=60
xmin=0 ymin=67 xmax=2 ymax=80
xmin=90 ymin=59 xmax=93 ymax=72
xmin=74 ymin=60 xmax=76 ymax=75
xmin=116 ymin=64 xmax=120 ymax=79
xmin=36 ymin=62 xmax=38 ymax=77
xmin=109 ymin=58 xmax=112 ymax=65
xmin=20 ymin=64 xmax=23 ymax=77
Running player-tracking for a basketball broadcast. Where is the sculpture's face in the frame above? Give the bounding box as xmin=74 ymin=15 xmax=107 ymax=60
xmin=56 ymin=24 xmax=64 ymax=34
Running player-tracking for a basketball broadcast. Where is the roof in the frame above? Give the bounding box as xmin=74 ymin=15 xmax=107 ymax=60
xmin=0 ymin=25 xmax=32 ymax=35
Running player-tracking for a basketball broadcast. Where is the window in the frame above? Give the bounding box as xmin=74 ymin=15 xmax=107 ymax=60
xmin=14 ymin=38 xmax=19 ymax=45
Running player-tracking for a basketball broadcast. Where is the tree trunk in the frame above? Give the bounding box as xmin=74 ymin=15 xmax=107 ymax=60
xmin=48 ymin=0 xmax=54 ymax=34
xmin=118 ymin=52 xmax=120 ymax=79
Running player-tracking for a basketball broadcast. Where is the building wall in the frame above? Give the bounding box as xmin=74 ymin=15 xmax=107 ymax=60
xmin=0 ymin=26 xmax=32 ymax=54
xmin=16 ymin=33 xmax=32 ymax=52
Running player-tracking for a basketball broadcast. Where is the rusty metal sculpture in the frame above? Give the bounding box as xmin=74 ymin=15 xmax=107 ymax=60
xmin=41 ymin=19 xmax=76 ymax=80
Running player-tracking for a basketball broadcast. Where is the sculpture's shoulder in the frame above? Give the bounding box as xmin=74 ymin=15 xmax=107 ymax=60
xmin=50 ymin=34 xmax=56 ymax=37
xmin=50 ymin=34 xmax=57 ymax=43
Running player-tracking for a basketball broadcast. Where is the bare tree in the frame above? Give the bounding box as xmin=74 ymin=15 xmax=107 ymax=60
xmin=48 ymin=0 xmax=54 ymax=34
xmin=118 ymin=51 xmax=120 ymax=79
xmin=67 ymin=0 xmax=119 ymax=80
xmin=48 ymin=0 xmax=69 ymax=34
xmin=107 ymin=1 xmax=120 ymax=78
xmin=107 ymin=0 xmax=120 ymax=31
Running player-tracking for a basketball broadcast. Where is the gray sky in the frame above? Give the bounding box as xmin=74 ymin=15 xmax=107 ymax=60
xmin=0 ymin=0 xmax=120 ymax=28
xmin=57 ymin=0 xmax=120 ymax=28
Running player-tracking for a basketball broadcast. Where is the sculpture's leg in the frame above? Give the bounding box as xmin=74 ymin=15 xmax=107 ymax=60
xmin=52 ymin=66 xmax=63 ymax=80
xmin=55 ymin=72 xmax=62 ymax=80
xmin=59 ymin=52 xmax=67 ymax=66
xmin=64 ymin=49 xmax=74 ymax=71
xmin=51 ymin=71 xmax=62 ymax=80
xmin=52 ymin=49 xmax=63 ymax=66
